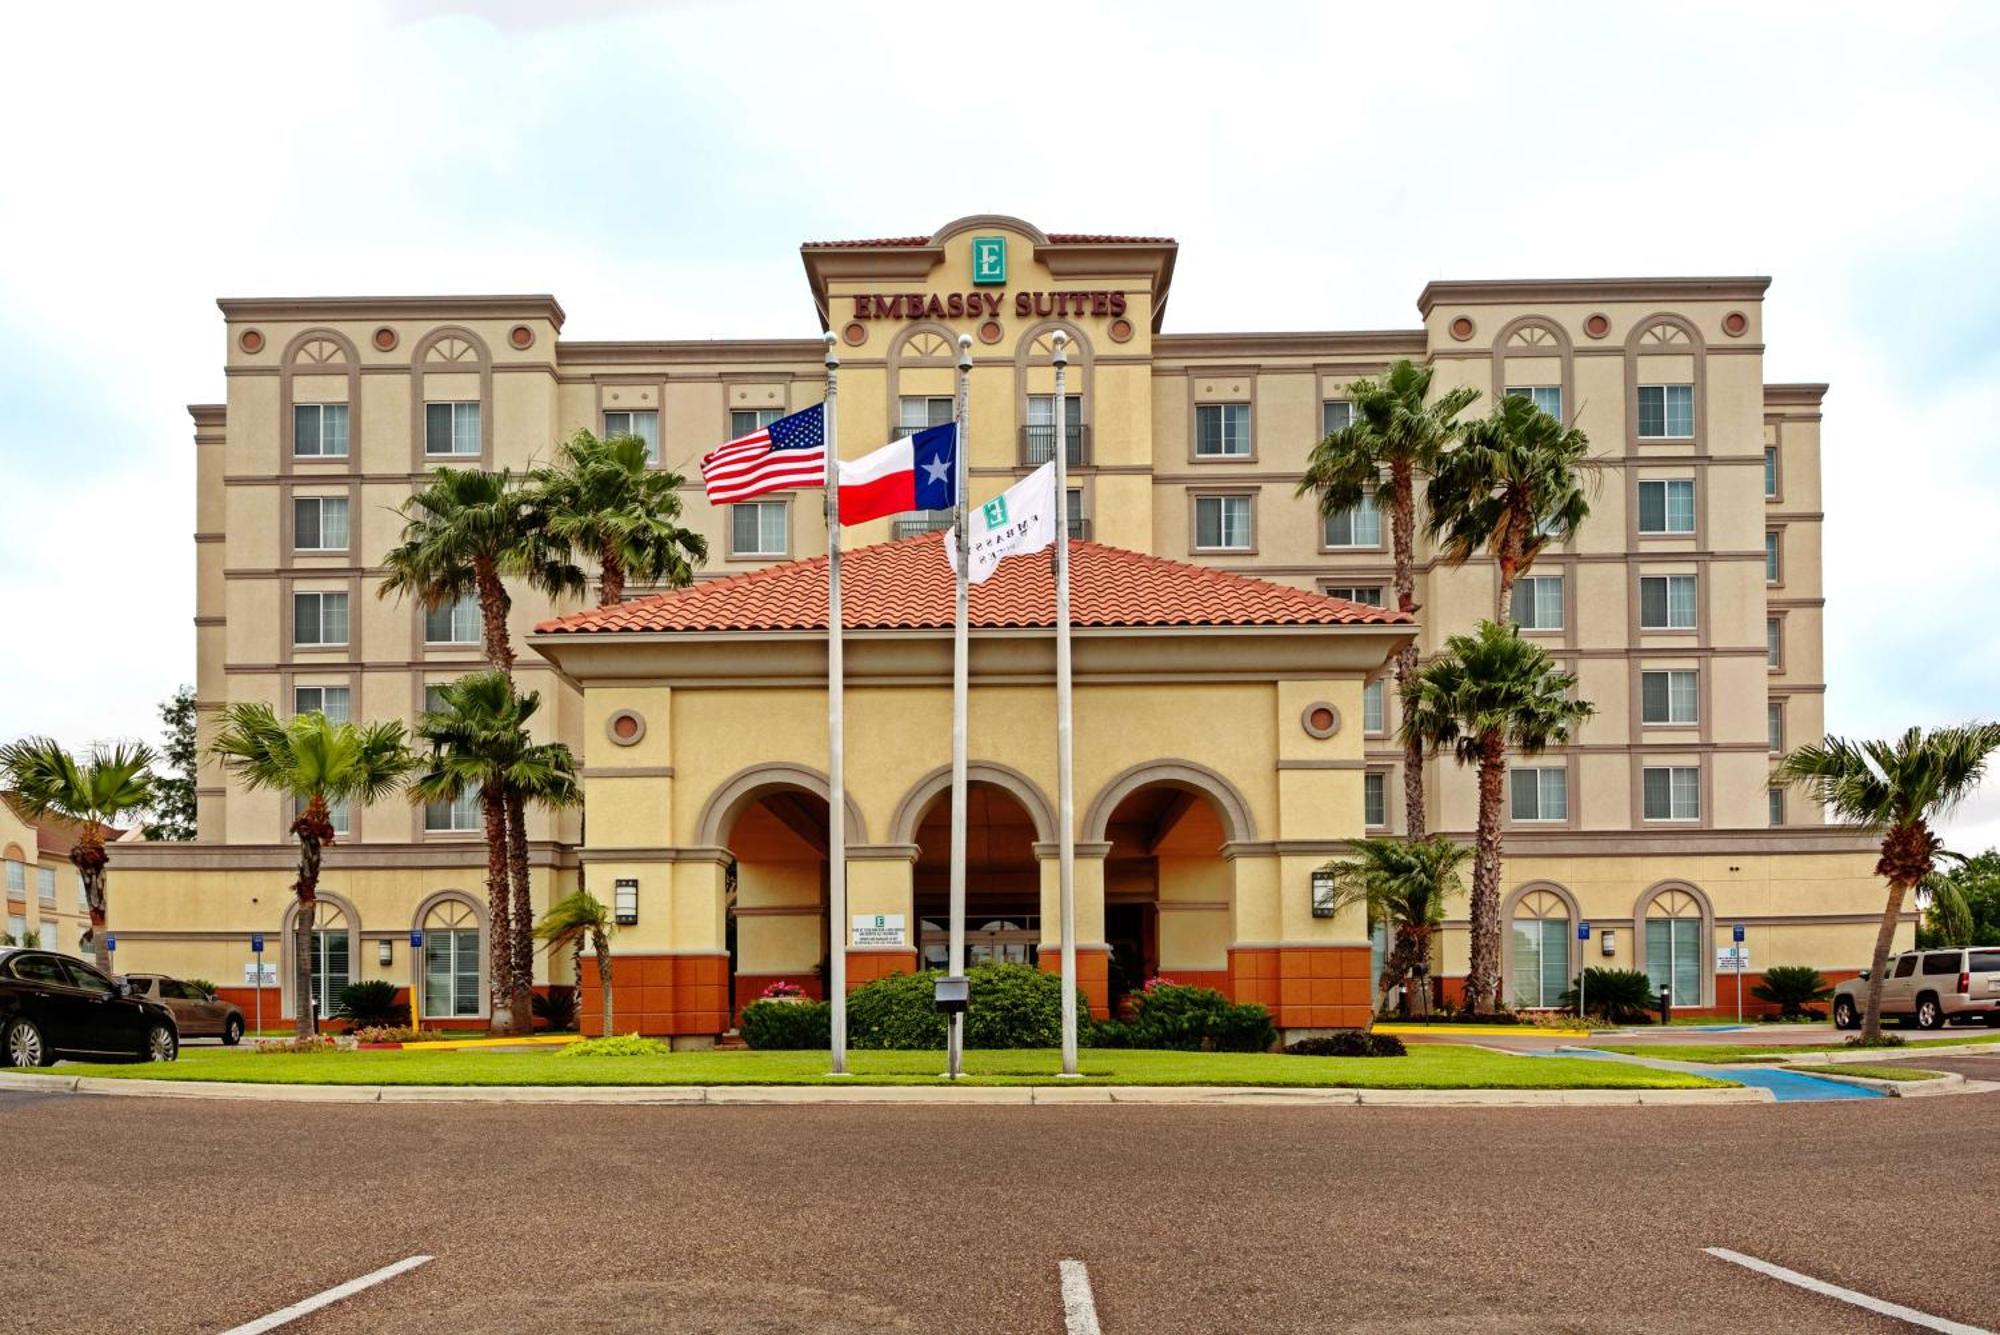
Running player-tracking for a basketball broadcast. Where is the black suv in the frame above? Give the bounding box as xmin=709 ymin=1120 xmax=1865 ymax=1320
xmin=0 ymin=948 xmax=179 ymax=1066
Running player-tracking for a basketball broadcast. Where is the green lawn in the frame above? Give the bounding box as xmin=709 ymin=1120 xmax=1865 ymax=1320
xmin=9 ymin=1044 xmax=1728 ymax=1090
xmin=1596 ymin=1033 xmax=2000 ymax=1065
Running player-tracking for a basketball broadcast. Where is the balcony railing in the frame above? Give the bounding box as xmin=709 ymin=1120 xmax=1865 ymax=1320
xmin=1019 ymin=423 xmax=1089 ymax=467
xmin=1067 ymin=514 xmax=1092 ymax=541
xmin=892 ymin=512 xmax=955 ymax=540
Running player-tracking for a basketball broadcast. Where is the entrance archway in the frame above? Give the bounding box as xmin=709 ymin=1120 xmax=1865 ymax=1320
xmin=910 ymin=781 xmax=1043 ymax=971
xmin=1101 ymin=782 xmax=1234 ymax=1011
xmin=718 ymin=784 xmax=833 ymax=1021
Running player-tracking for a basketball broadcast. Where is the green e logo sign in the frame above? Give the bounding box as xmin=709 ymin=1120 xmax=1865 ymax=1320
xmin=971 ymin=235 xmax=1006 ymax=285
xmin=982 ymin=495 xmax=1009 ymax=528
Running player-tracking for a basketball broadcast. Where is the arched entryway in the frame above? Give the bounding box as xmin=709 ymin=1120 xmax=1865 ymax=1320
xmin=908 ymin=780 xmax=1045 ymax=970
xmin=415 ymin=892 xmax=485 ymax=1021
xmin=713 ymin=780 xmax=835 ymax=1020
xmin=1099 ymin=780 xmax=1236 ymax=1014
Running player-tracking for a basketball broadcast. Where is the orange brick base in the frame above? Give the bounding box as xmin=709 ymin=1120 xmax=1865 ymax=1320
xmin=581 ymin=954 xmax=729 ymax=1036
xmin=1037 ymin=946 xmax=1111 ymax=1019
xmin=214 ymin=984 xmax=539 ymax=1031
xmin=1229 ymin=946 xmax=1373 ymax=1031
xmin=845 ymin=948 xmax=920 ymax=987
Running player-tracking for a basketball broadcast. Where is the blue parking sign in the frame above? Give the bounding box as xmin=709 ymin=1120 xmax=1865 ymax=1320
xmin=105 ymin=933 xmax=116 ymax=952
xmin=410 ymin=930 xmax=424 ymax=949
xmin=1577 ymin=921 xmax=1590 ymax=940
xmin=1732 ymin=922 xmax=1746 ymax=942
xmin=251 ymin=932 xmax=264 ymax=953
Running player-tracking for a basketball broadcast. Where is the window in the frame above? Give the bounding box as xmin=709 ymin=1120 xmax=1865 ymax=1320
xmin=1636 ymin=384 xmax=1694 ymax=438
xmin=1025 ymin=395 xmax=1083 ymax=465
xmin=1363 ymin=772 xmax=1387 ymax=828
xmin=1892 ymin=955 xmax=1917 ymax=979
xmin=1504 ymin=385 xmax=1562 ymax=419
xmin=1766 ymin=617 xmax=1782 ymax=668
xmin=1640 ymin=670 xmax=1698 ymax=725
xmin=1768 ymin=701 xmax=1784 ymax=753
xmin=1768 ymin=787 xmax=1785 ymax=827
xmin=1321 ymin=493 xmax=1381 ymax=548
xmin=1764 ymin=446 xmax=1778 ymax=498
xmin=423 ymin=900 xmax=482 ymax=1018
xmin=293 ymin=685 xmax=351 ymax=724
xmin=293 ymin=496 xmax=349 ymax=551
xmin=1512 ymin=575 xmax=1563 ymax=630
xmin=899 ymin=396 xmax=954 ymax=437
xmin=37 ymin=917 xmax=64 ymax=953
xmin=1362 ymin=679 xmax=1386 ymax=735
xmin=6 ymin=914 xmax=26 ymax=945
xmin=75 ymin=872 xmax=87 ymax=911
xmin=1510 ymin=891 xmax=1571 ymax=1009
xmin=1644 ymin=895 xmax=1704 ymax=1007
xmin=304 ymin=902 xmax=350 ymax=1021
xmin=10 ymin=955 xmax=66 ymax=984
xmin=731 ymin=407 xmax=783 ymax=439
xmin=1765 ymin=531 xmax=1781 ymax=583
xmin=425 ymin=785 xmax=482 ymax=833
xmin=1066 ymin=488 xmax=1088 ymax=541
xmin=1194 ymin=402 xmax=1251 ymax=457
xmin=1321 ymin=400 xmax=1353 ymax=436
xmin=1510 ymin=767 xmax=1568 ymax=822
xmin=730 ymin=501 xmax=788 ymax=557
xmin=4 ymin=861 xmax=22 ymax=896
xmin=1322 ymin=585 xmax=1385 ymax=607
xmin=603 ymin=409 xmax=660 ymax=464
xmin=1193 ymin=495 xmax=1252 ymax=550
xmin=1921 ymin=952 xmax=1960 ymax=977
xmin=423 ymin=684 xmax=450 ymax=715
xmin=37 ymin=868 xmax=54 ymax=903
xmin=424 ymin=401 xmax=481 ymax=456
xmin=292 ymin=793 xmax=350 ymax=836
xmin=1642 ymin=766 xmax=1700 ymax=821
xmin=61 ymin=959 xmax=113 ymax=997
xmin=1637 ymin=479 xmax=1695 ymax=534
xmin=424 ymin=594 xmax=481 ymax=645
xmin=292 ymin=591 xmax=348 ymax=647
xmin=293 ymin=403 xmax=349 ymax=458
xmin=1639 ymin=575 xmax=1697 ymax=630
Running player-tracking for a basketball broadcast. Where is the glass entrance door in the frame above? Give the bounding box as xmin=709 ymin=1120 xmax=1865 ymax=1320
xmin=919 ymin=916 xmax=1041 ymax=970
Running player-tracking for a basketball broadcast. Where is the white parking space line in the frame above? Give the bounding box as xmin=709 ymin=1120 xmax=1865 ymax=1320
xmin=1705 ymin=1248 xmax=1991 ymax=1334
xmin=219 ymin=1254 xmax=433 ymax=1334
xmin=1059 ymin=1258 xmax=1102 ymax=1335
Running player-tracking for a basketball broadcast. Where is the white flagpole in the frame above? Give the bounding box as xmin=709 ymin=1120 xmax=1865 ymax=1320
xmin=823 ymin=331 xmax=849 ymax=1076
xmin=1052 ymin=330 xmax=1079 ymax=1077
xmin=947 ymin=333 xmax=973 ymax=1080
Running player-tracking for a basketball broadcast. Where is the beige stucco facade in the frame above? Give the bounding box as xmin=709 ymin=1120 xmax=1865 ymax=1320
xmin=81 ymin=214 xmax=1901 ymax=1031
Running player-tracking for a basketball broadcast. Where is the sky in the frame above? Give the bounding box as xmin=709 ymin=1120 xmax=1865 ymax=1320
xmin=0 ymin=0 xmax=1995 ymax=844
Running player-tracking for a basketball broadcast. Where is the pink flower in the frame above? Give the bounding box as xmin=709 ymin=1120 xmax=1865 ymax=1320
xmin=1142 ymin=975 xmax=1177 ymax=992
xmin=760 ymin=980 xmax=805 ymax=999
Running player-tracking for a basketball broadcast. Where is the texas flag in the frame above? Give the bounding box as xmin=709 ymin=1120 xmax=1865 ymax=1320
xmin=837 ymin=422 xmax=958 ymax=526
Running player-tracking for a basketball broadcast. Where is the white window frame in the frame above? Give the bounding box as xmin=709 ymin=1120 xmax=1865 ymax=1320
xmin=730 ymin=407 xmax=783 ymax=439
xmin=1194 ymin=402 xmax=1252 ymax=458
xmin=1765 ymin=531 xmax=1782 ymax=584
xmin=1763 ymin=445 xmax=1779 ymax=498
xmin=898 ymin=396 xmax=954 ymax=437
xmin=1636 ymin=479 xmax=1696 ymax=535
xmin=1504 ymin=385 xmax=1562 ymax=419
xmin=293 ymin=496 xmax=350 ymax=552
xmin=1766 ymin=617 xmax=1783 ymax=669
xmin=423 ymin=401 xmax=481 ymax=457
xmin=293 ymin=403 xmax=349 ymax=459
xmin=1320 ymin=584 xmax=1384 ymax=607
xmin=1192 ymin=494 xmax=1252 ymax=551
xmin=292 ymin=591 xmax=349 ymax=648
xmin=1640 ymin=669 xmax=1699 ymax=726
xmin=1321 ymin=400 xmax=1353 ymax=437
xmin=1362 ymin=678 xmax=1386 ymax=735
xmin=424 ymin=593 xmax=481 ymax=646
xmin=1512 ymin=575 xmax=1564 ymax=631
xmin=1320 ymin=492 xmax=1381 ymax=549
xmin=425 ymin=785 xmax=482 ymax=834
xmin=729 ymin=500 xmax=790 ymax=558
xmin=292 ymin=685 xmax=351 ymax=724
xmin=1636 ymin=384 xmax=1694 ymax=439
xmin=1509 ymin=767 xmax=1568 ymax=822
xmin=36 ymin=867 xmax=55 ymax=904
xmin=603 ymin=408 xmax=661 ymax=464
xmin=1638 ymin=575 xmax=1697 ymax=630
xmin=1768 ymin=700 xmax=1784 ymax=754
xmin=1768 ymin=787 xmax=1786 ymax=827
xmin=1363 ymin=771 xmax=1387 ymax=829
xmin=1642 ymin=766 xmax=1701 ymax=822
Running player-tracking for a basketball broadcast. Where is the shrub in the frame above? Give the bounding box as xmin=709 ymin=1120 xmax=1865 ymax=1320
xmin=533 ymin=987 xmax=580 ymax=1032
xmin=846 ymin=964 xmax=1091 ymax=1050
xmin=558 ymin=1034 xmax=670 ymax=1058
xmin=1558 ymin=968 xmax=1658 ymax=1024
xmin=1751 ymin=965 xmax=1833 ymax=1018
xmin=1210 ymin=1001 xmax=1278 ymax=1053
xmin=1087 ymin=1018 xmax=1134 ymax=1049
xmin=334 ymin=980 xmax=403 ymax=1027
xmin=350 ymin=1025 xmax=442 ymax=1044
xmin=1286 ymin=1032 xmax=1406 ymax=1058
xmin=848 ymin=970 xmax=949 ymax=1050
xmin=1843 ymin=1032 xmax=1906 ymax=1049
xmin=1129 ymin=981 xmax=1276 ymax=1052
xmin=255 ymin=1035 xmax=342 ymax=1054
xmin=741 ymin=998 xmax=832 ymax=1050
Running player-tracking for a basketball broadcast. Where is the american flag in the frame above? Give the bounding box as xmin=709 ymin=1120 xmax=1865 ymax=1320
xmin=700 ymin=404 xmax=827 ymax=504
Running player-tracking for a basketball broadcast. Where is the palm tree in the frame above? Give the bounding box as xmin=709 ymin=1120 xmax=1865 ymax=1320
xmin=207 ymin=707 xmax=414 ymax=1036
xmin=1775 ymin=724 xmax=2000 ymax=1042
xmin=532 ymin=430 xmax=708 ymax=606
xmin=1402 ymin=621 xmax=1595 ymax=1014
xmin=0 ymin=738 xmax=155 ymax=974
xmin=1426 ymin=392 xmax=1595 ymax=621
xmin=504 ymin=733 xmax=580 ymax=1029
xmin=1319 ymin=834 xmax=1470 ymax=1018
xmin=534 ymin=888 xmax=615 ymax=1037
xmin=378 ymin=466 xmax=585 ymax=676
xmin=1299 ymin=360 xmax=1478 ymax=839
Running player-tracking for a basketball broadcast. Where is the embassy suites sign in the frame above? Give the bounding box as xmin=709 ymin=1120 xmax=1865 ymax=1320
xmin=848 ymin=289 xmax=1130 ymax=322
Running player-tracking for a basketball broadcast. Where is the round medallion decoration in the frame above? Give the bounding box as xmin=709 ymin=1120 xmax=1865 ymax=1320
xmin=238 ymin=329 xmax=265 ymax=354
xmin=1448 ymin=316 xmax=1475 ymax=342
xmin=606 ymin=710 xmax=647 ymax=747
xmin=1107 ymin=317 xmax=1134 ymax=344
xmin=977 ymin=320 xmax=1003 ymax=345
xmin=841 ymin=321 xmax=867 ymax=347
xmin=372 ymin=326 xmax=399 ymax=352
xmin=509 ymin=324 xmax=535 ymax=350
xmin=1301 ymin=702 xmax=1342 ymax=740
xmin=1583 ymin=313 xmax=1611 ymax=339
xmin=1722 ymin=311 xmax=1748 ymax=337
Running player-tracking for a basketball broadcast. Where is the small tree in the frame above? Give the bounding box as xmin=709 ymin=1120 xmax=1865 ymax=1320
xmin=1318 ymin=835 xmax=1470 ymax=1017
xmin=0 ymin=738 xmax=157 ymax=975
xmin=143 ymin=685 xmax=198 ymax=841
xmin=208 ymin=706 xmax=415 ymax=1037
xmin=534 ymin=889 xmax=615 ymax=1037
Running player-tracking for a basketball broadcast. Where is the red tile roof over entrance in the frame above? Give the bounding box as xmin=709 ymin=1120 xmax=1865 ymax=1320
xmin=799 ymin=232 xmax=1175 ymax=249
xmin=536 ymin=536 xmax=1410 ymax=635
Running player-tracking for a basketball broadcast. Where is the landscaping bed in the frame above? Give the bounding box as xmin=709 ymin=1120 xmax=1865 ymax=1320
xmin=8 ymin=1044 xmax=1729 ymax=1090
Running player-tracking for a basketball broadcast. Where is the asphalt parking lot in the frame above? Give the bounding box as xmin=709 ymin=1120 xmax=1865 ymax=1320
xmin=0 ymin=1085 xmax=1994 ymax=1333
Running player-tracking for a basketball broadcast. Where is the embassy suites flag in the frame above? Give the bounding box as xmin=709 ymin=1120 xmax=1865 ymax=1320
xmin=837 ymin=423 xmax=958 ymax=526
xmin=947 ymin=461 xmax=1057 ymax=585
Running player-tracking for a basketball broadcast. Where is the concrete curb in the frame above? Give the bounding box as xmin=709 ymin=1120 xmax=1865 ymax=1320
xmin=0 ymin=1073 xmax=1774 ymax=1107
xmin=1774 ymin=1041 xmax=2000 ymax=1066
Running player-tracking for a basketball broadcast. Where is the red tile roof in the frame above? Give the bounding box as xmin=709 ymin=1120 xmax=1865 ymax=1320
xmin=799 ymin=236 xmax=932 ymax=249
xmin=536 ymin=536 xmax=1410 ymax=635
xmin=1044 ymin=233 xmax=1176 ymax=244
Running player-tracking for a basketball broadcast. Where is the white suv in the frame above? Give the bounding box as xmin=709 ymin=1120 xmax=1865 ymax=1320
xmin=1833 ymin=947 xmax=2000 ymax=1030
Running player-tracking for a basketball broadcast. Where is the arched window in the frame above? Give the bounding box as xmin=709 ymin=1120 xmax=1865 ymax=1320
xmin=304 ymin=900 xmax=351 ymax=1021
xmin=1645 ymin=887 xmax=1706 ymax=1008
xmin=1509 ymin=889 xmax=1572 ymax=1009
xmin=422 ymin=897 xmax=482 ymax=1019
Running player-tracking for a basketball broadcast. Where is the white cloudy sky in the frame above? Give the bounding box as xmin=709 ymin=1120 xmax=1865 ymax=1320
xmin=0 ymin=1 xmax=1995 ymax=843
